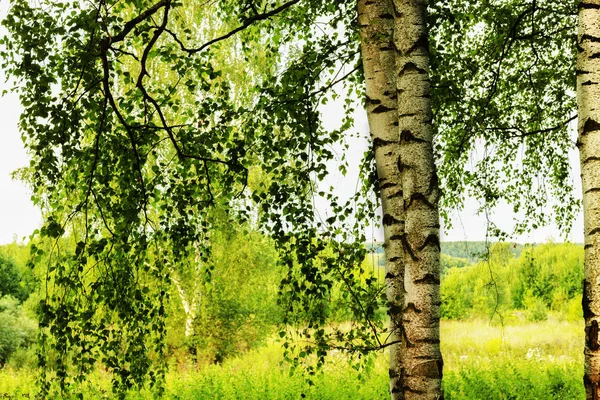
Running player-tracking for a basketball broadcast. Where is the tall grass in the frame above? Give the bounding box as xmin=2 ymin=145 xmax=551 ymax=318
xmin=0 ymin=318 xmax=584 ymax=399
xmin=442 ymin=317 xmax=584 ymax=399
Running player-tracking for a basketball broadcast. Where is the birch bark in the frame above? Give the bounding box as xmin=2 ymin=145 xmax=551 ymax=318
xmin=357 ymin=0 xmax=406 ymax=397
xmin=171 ymin=274 xmax=199 ymax=337
xmin=577 ymin=1 xmax=600 ymax=399
xmin=392 ymin=0 xmax=443 ymax=398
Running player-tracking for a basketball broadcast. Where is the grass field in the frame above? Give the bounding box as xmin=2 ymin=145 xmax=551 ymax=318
xmin=0 ymin=317 xmax=585 ymax=399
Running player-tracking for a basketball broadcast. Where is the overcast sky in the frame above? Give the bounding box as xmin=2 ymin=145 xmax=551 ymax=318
xmin=0 ymin=3 xmax=584 ymax=246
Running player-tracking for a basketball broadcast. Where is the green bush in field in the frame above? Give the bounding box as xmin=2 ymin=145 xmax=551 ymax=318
xmin=566 ymin=295 xmax=583 ymax=321
xmin=0 ymin=296 xmax=36 ymax=366
xmin=441 ymin=242 xmax=583 ymax=320
xmin=440 ymin=254 xmax=471 ymax=276
xmin=443 ymin=362 xmax=583 ymax=400
xmin=0 ymin=254 xmax=32 ymax=302
xmin=525 ymin=297 xmax=548 ymax=322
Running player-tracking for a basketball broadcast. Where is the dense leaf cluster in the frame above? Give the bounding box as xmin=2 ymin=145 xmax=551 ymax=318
xmin=1 ymin=0 xmax=383 ymax=395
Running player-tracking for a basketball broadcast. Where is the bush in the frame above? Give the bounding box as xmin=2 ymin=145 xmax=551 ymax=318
xmin=0 ymin=256 xmax=31 ymax=301
xmin=0 ymin=296 xmax=37 ymax=366
xmin=441 ymin=243 xmax=583 ymax=320
xmin=565 ymin=295 xmax=583 ymax=322
xmin=526 ymin=298 xmax=548 ymax=322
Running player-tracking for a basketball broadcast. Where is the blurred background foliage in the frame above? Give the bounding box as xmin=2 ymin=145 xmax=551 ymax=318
xmin=0 ymin=236 xmax=585 ymax=371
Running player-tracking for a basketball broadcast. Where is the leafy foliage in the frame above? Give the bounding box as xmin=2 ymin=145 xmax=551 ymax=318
xmin=0 ymin=0 xmax=384 ymax=395
xmin=430 ymin=0 xmax=579 ymax=237
xmin=441 ymin=242 xmax=583 ymax=321
xmin=0 ymin=254 xmax=32 ymax=302
xmin=0 ymin=296 xmax=37 ymax=366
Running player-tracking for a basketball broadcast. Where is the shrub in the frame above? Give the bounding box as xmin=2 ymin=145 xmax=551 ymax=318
xmin=0 ymin=256 xmax=30 ymax=301
xmin=0 ymin=296 xmax=37 ymax=366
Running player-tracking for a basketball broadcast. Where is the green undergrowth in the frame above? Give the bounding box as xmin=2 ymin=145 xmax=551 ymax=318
xmin=0 ymin=318 xmax=584 ymax=399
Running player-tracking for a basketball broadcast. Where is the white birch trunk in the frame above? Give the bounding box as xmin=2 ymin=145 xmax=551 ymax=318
xmin=358 ymin=0 xmax=406 ymax=397
xmin=578 ymin=1 xmax=600 ymax=399
xmin=171 ymin=274 xmax=199 ymax=337
xmin=393 ymin=0 xmax=443 ymax=398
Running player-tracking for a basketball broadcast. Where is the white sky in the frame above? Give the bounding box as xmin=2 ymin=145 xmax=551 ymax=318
xmin=0 ymin=83 xmax=42 ymax=244
xmin=0 ymin=3 xmax=584 ymax=246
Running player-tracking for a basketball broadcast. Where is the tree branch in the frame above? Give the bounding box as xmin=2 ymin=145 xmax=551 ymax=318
xmin=164 ymin=0 xmax=300 ymax=55
xmin=104 ymin=0 xmax=169 ymax=46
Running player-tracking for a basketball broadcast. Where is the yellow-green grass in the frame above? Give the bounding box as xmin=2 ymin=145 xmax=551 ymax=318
xmin=442 ymin=317 xmax=584 ymax=399
xmin=0 ymin=318 xmax=585 ymax=399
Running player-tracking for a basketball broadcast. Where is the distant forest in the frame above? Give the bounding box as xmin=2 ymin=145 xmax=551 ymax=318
xmin=367 ymin=241 xmax=527 ymax=267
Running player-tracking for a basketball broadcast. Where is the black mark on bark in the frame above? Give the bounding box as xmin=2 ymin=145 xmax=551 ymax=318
xmin=406 ymin=32 xmax=429 ymax=54
xmin=372 ymin=104 xmax=396 ymax=114
xmin=404 ymin=302 xmax=422 ymax=314
xmin=581 ymin=34 xmax=600 ymax=44
xmin=584 ymin=118 xmax=600 ymax=134
xmin=418 ymin=234 xmax=440 ymax=252
xmin=399 ymin=62 xmax=427 ymax=76
xmin=580 ymin=2 xmax=600 ymax=10
xmin=586 ymin=320 xmax=600 ymax=351
xmin=414 ymin=273 xmax=440 ymax=285
xmin=383 ymin=214 xmax=402 ymax=226
xmin=400 ymin=129 xmax=428 ymax=144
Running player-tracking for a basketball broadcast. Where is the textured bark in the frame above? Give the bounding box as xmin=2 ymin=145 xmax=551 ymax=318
xmin=358 ymin=0 xmax=406 ymax=398
xmin=578 ymin=1 xmax=600 ymax=399
xmin=392 ymin=0 xmax=443 ymax=398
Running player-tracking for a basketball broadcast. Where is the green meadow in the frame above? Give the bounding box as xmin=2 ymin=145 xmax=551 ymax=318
xmin=0 ymin=318 xmax=584 ymax=399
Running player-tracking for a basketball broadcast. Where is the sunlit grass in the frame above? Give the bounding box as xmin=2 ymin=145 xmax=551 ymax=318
xmin=0 ymin=318 xmax=585 ymax=399
xmin=442 ymin=316 xmax=584 ymax=399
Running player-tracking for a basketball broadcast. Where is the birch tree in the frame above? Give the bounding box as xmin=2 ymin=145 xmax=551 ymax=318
xmin=394 ymin=1 xmax=443 ymax=398
xmin=357 ymin=0 xmax=405 ymax=396
xmin=577 ymin=1 xmax=600 ymax=398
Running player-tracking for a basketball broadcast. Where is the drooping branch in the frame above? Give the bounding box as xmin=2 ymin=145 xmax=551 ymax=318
xmin=163 ymin=0 xmax=300 ymax=56
xmin=103 ymin=0 xmax=169 ymax=46
xmin=485 ymin=115 xmax=577 ymax=139
xmin=98 ymin=0 xmax=246 ymax=170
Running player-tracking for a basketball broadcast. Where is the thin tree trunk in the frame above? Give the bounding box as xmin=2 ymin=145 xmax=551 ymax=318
xmin=171 ymin=274 xmax=198 ymax=337
xmin=392 ymin=0 xmax=443 ymax=398
xmin=358 ymin=1 xmax=406 ymax=398
xmin=578 ymin=1 xmax=600 ymax=399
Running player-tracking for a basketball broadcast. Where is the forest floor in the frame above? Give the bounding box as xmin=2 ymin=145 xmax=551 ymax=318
xmin=0 ymin=317 xmax=584 ymax=399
